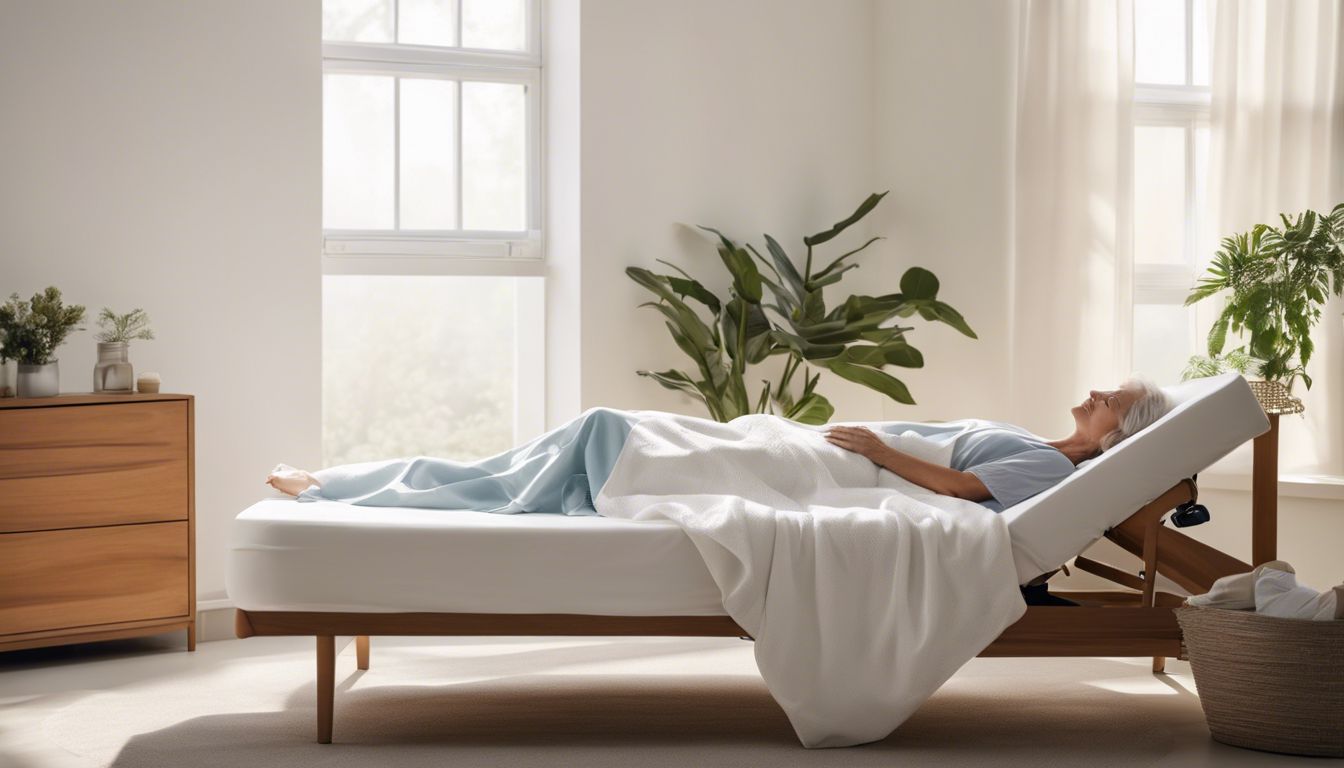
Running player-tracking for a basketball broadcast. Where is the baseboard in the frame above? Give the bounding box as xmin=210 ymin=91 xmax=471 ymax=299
xmin=194 ymin=602 xmax=354 ymax=651
xmin=196 ymin=602 xmax=238 ymax=643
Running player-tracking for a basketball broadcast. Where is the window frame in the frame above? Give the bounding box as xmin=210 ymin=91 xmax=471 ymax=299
xmin=319 ymin=0 xmax=546 ymax=446
xmin=321 ymin=0 xmax=544 ymax=276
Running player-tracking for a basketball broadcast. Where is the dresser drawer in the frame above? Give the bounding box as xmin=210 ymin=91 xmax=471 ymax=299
xmin=0 ymin=401 xmax=188 ymax=533
xmin=0 ymin=521 xmax=189 ymax=636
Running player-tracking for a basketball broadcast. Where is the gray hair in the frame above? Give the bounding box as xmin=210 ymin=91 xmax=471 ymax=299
xmin=1099 ymin=377 xmax=1173 ymax=452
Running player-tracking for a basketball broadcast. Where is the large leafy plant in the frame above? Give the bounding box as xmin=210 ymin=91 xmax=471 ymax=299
xmin=0 ymin=287 xmax=87 ymax=366
xmin=626 ymin=192 xmax=976 ymax=424
xmin=1184 ymin=204 xmax=1344 ymax=391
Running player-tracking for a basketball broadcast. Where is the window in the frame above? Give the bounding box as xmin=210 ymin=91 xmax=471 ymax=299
xmin=322 ymin=0 xmax=544 ymax=466
xmin=1130 ymin=0 xmax=1211 ymax=384
xmin=322 ymin=0 xmax=541 ymax=260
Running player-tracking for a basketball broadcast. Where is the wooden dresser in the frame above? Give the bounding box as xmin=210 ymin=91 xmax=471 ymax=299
xmin=0 ymin=393 xmax=195 ymax=652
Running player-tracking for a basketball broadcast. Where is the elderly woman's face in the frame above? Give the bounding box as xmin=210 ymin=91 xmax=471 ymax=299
xmin=1071 ymin=384 xmax=1138 ymax=442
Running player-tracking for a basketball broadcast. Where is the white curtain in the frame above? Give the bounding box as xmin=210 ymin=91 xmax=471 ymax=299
xmin=1210 ymin=0 xmax=1344 ymax=475
xmin=1010 ymin=0 xmax=1135 ymax=437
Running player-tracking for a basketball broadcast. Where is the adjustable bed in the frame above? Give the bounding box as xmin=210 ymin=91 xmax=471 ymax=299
xmin=228 ymin=373 xmax=1273 ymax=743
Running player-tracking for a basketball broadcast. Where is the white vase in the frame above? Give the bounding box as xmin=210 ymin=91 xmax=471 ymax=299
xmin=94 ymin=342 xmax=135 ymax=393
xmin=17 ymin=360 xmax=60 ymax=398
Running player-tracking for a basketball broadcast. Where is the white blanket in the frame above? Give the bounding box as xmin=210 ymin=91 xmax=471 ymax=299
xmin=594 ymin=414 xmax=1026 ymax=748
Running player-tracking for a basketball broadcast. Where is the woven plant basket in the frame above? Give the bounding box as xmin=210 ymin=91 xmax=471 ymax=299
xmin=1177 ymin=605 xmax=1344 ymax=757
xmin=1246 ymin=379 xmax=1305 ymax=415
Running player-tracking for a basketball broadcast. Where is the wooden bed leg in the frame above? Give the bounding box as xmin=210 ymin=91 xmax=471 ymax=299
xmin=1252 ymin=413 xmax=1279 ymax=566
xmin=187 ymin=621 xmax=196 ymax=652
xmin=1141 ymin=518 xmax=1160 ymax=609
xmin=317 ymin=635 xmax=335 ymax=744
xmin=1141 ymin=504 xmax=1163 ymax=676
xmin=356 ymin=635 xmax=370 ymax=670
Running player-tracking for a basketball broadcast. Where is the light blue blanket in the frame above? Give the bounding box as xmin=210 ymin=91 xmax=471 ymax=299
xmin=299 ymin=407 xmax=637 ymax=514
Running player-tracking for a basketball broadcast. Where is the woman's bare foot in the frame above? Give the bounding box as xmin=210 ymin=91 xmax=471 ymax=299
xmin=266 ymin=464 xmax=321 ymax=497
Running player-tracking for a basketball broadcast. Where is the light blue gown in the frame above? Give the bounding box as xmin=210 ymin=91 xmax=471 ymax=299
xmin=298 ymin=411 xmax=1074 ymax=514
xmin=875 ymin=420 xmax=1076 ymax=511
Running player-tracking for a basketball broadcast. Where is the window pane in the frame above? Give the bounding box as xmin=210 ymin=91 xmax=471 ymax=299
xmin=1135 ymin=0 xmax=1186 ymax=85
xmin=323 ymin=275 xmax=517 ymax=466
xmin=1193 ymin=124 xmax=1210 ymax=262
xmin=1192 ymin=0 xmax=1211 ymax=86
xmin=324 ymin=74 xmax=395 ymax=229
xmin=398 ymin=0 xmax=457 ymax=47
xmin=1133 ymin=303 xmax=1194 ymax=384
xmin=1134 ymin=125 xmax=1188 ymax=265
xmin=400 ymin=78 xmax=458 ymax=229
xmin=462 ymin=0 xmax=527 ymax=51
xmin=462 ymin=81 xmax=526 ymax=231
xmin=323 ymin=0 xmax=393 ymax=43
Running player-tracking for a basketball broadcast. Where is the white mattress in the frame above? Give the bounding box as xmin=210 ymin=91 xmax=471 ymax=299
xmin=227 ymin=374 xmax=1268 ymax=613
xmin=227 ymin=502 xmax=726 ymax=615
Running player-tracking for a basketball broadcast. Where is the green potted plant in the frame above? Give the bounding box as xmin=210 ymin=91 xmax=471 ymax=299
xmin=627 ymin=192 xmax=976 ymax=423
xmin=0 ymin=287 xmax=87 ymax=398
xmin=94 ymin=308 xmax=154 ymax=393
xmin=1184 ymin=204 xmax=1344 ymax=401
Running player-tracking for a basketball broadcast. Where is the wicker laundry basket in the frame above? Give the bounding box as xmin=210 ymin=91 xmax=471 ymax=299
xmin=1176 ymin=605 xmax=1344 ymax=757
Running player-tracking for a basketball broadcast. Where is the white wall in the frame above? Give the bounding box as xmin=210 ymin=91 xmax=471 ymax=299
xmin=871 ymin=0 xmax=1019 ymax=424
xmin=567 ymin=0 xmax=886 ymax=421
xmin=0 ymin=1 xmax=322 ymax=603
xmin=563 ymin=0 xmax=1018 ymax=425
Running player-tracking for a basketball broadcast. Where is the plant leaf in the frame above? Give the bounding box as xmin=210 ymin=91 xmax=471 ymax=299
xmin=826 ymin=361 xmax=915 ymax=404
xmin=810 ymin=236 xmax=883 ymax=284
xmin=717 ymin=245 xmax=764 ymax=304
xmin=769 ymin=329 xmax=846 ymax=361
xmin=899 ymin=267 xmax=939 ymax=299
xmin=637 ymin=369 xmax=703 ymax=399
xmin=786 ymin=392 xmax=835 ymax=425
xmin=803 ymin=192 xmax=888 ymax=247
xmin=763 ymin=233 xmax=806 ymax=299
xmin=930 ymin=300 xmax=976 ymax=338
xmin=807 ymin=262 xmax=861 ymax=289
xmin=1207 ymin=304 xmax=1232 ymax=356
xmin=696 ymin=225 xmax=738 ymax=256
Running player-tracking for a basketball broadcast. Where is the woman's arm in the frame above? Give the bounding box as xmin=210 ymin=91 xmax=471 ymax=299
xmin=825 ymin=426 xmax=992 ymax=502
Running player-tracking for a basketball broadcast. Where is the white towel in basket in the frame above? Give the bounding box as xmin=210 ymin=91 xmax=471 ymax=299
xmin=1188 ymin=561 xmax=1343 ymax=620
xmin=1186 ymin=560 xmax=1294 ymax=609
xmin=1254 ymin=568 xmax=1344 ymax=621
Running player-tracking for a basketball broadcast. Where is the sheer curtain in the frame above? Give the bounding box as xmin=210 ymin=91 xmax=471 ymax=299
xmin=1209 ymin=0 xmax=1344 ymax=475
xmin=1009 ymin=0 xmax=1135 ymax=437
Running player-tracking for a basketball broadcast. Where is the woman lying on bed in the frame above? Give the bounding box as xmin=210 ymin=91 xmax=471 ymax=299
xmin=266 ymin=377 xmax=1172 ymax=514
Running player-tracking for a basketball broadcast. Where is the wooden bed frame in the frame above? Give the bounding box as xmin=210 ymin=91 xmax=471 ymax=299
xmin=235 ymin=415 xmax=1283 ymax=744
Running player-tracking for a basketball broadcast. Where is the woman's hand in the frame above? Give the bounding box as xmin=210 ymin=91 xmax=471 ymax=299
xmin=825 ymin=426 xmax=891 ymax=463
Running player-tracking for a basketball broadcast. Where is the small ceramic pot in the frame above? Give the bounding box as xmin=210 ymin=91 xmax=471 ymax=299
xmin=136 ymin=372 xmax=161 ymax=394
xmin=17 ymin=360 xmax=60 ymax=398
xmin=94 ymin=342 xmax=135 ymax=393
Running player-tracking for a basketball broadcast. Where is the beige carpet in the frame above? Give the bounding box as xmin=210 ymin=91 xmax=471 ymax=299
xmin=0 ymin=633 xmax=1320 ymax=767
